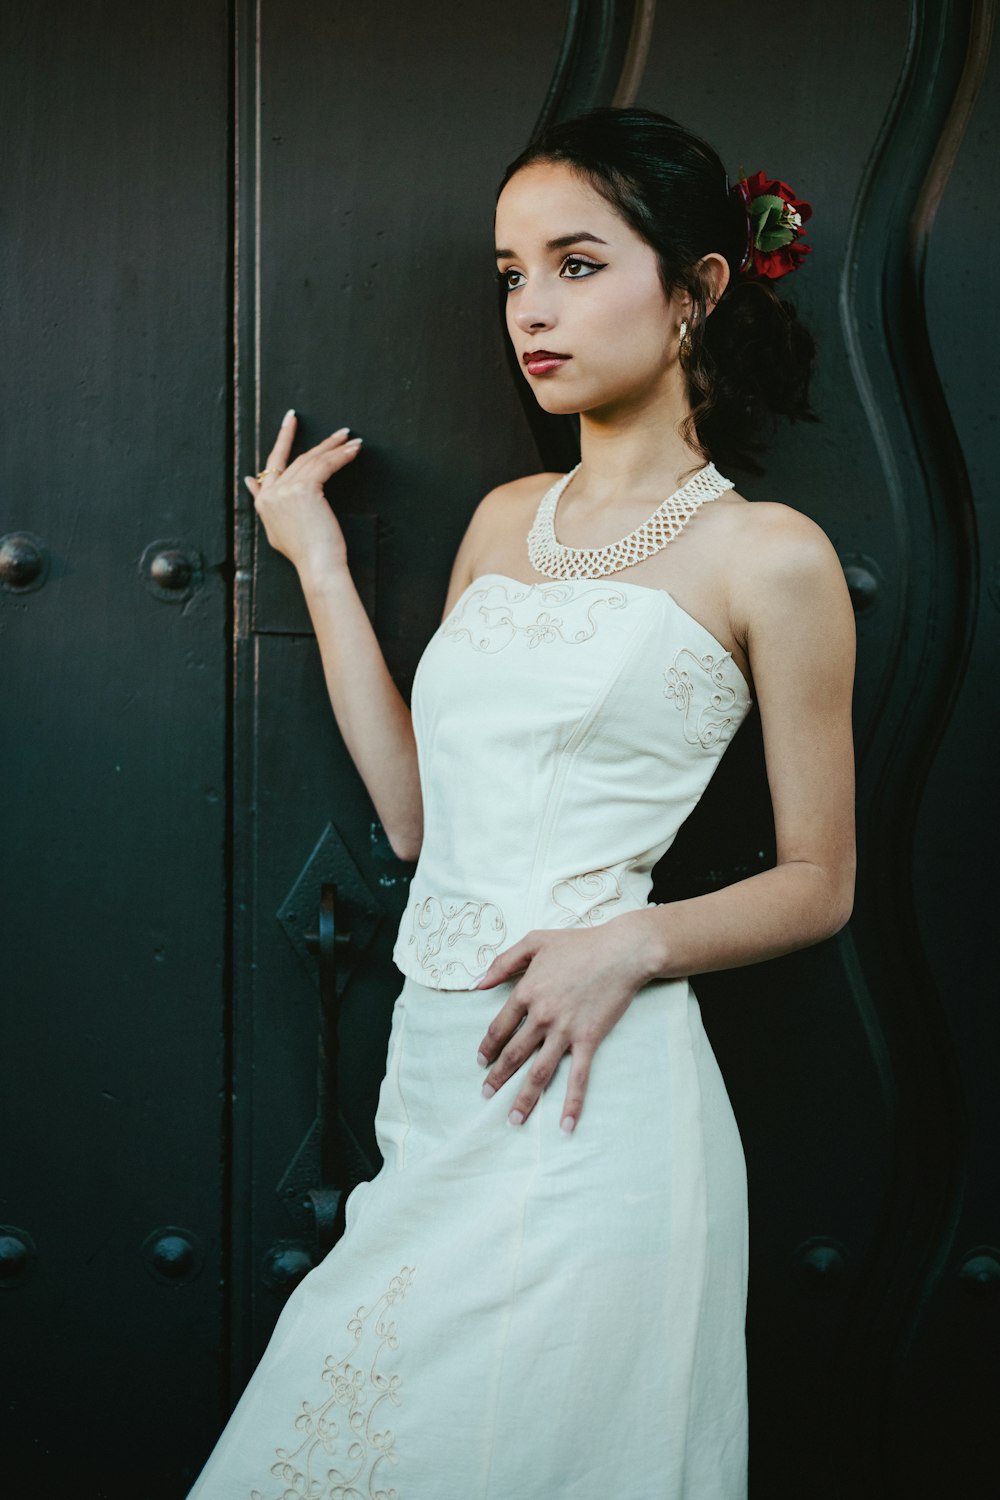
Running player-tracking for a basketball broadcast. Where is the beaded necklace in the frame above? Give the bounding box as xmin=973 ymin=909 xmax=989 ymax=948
xmin=527 ymin=461 xmax=734 ymax=581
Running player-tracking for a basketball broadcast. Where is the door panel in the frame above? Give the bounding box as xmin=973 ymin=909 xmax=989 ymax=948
xmin=0 ymin=1 xmax=231 ymax=1492
xmin=3 ymin=1 xmax=996 ymax=1495
xmin=892 ymin=10 xmax=1000 ymax=1491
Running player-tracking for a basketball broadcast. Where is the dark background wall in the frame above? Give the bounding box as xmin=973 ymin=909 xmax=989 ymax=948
xmin=1 ymin=2 xmax=997 ymax=1495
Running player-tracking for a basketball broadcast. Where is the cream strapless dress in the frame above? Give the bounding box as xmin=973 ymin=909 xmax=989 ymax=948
xmin=187 ymin=471 xmax=755 ymax=1500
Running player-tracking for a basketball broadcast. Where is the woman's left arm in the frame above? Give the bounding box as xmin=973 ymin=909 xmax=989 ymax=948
xmin=474 ymin=505 xmax=857 ymax=1131
xmin=633 ymin=502 xmax=857 ymax=979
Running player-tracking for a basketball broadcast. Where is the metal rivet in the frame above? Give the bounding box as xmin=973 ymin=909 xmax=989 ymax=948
xmin=958 ymin=1248 xmax=1000 ymax=1297
xmin=0 ymin=532 xmax=49 ymax=592
xmin=0 ymin=1226 xmax=37 ymax=1287
xmin=149 ymin=548 xmax=193 ymax=590
xmin=139 ymin=539 xmax=204 ymax=602
xmin=262 ymin=1240 xmax=315 ymax=1290
xmin=141 ymin=1226 xmax=204 ymax=1286
xmin=793 ymin=1237 xmax=847 ymax=1295
xmin=842 ymin=562 xmax=879 ymax=614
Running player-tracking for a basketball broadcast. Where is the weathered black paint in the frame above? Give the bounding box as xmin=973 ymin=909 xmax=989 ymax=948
xmin=1 ymin=1 xmax=997 ymax=1495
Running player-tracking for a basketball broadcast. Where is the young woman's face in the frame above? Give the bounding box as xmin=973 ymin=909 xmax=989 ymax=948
xmin=494 ymin=159 xmax=684 ymax=420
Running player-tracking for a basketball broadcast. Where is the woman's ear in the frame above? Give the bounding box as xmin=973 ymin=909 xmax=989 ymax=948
xmin=699 ymin=252 xmax=731 ymax=311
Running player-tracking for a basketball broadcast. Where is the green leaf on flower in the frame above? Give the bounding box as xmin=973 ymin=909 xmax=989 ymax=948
xmin=748 ymin=193 xmax=798 ymax=251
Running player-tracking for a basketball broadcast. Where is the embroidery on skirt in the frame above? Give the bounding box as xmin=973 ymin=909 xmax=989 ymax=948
xmin=663 ymin=647 xmax=742 ymax=749
xmin=250 ymin=1264 xmax=416 ymax=1500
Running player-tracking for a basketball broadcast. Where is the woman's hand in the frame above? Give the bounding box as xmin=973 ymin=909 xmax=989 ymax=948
xmin=473 ymin=911 xmax=658 ymax=1134
xmin=243 ymin=410 xmax=363 ymax=578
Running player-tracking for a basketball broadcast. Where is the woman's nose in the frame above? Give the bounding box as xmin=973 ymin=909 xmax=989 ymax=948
xmin=512 ymin=299 xmax=555 ymax=334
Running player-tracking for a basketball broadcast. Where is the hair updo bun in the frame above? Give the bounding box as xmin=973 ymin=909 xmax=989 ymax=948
xmin=497 ymin=105 xmax=818 ymax=473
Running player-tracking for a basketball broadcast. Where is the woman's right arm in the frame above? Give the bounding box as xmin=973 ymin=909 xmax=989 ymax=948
xmin=297 ymin=561 xmax=424 ymax=861
xmin=246 ymin=412 xmax=423 ymax=861
xmin=246 ymin=412 xmax=524 ymax=860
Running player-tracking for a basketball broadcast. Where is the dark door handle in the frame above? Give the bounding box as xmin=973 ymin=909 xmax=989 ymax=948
xmin=301 ymin=882 xmax=352 ymax=1253
xmin=303 ymin=881 xmax=353 ymax=1010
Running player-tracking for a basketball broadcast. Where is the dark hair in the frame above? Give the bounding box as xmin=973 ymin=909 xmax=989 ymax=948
xmin=496 ymin=106 xmax=818 ymax=473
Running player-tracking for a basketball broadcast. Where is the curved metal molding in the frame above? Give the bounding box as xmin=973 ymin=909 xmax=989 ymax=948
xmin=530 ymin=0 xmax=645 ymax=140
xmin=834 ymin=0 xmax=994 ymax=1488
xmin=612 ymin=0 xmax=657 ymax=107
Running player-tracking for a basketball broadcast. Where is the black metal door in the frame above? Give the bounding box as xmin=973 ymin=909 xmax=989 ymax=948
xmin=2 ymin=2 xmax=997 ymax=1496
xmin=1 ymin=2 xmax=233 ymax=1493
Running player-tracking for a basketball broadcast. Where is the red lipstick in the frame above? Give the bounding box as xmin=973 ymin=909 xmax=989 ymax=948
xmin=523 ymin=349 xmax=571 ymax=375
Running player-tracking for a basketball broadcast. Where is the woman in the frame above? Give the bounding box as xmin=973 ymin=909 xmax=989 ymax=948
xmin=189 ymin=107 xmax=855 ymax=1499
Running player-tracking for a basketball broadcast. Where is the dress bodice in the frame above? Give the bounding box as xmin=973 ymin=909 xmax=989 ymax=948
xmin=391 ymin=570 xmax=754 ymax=989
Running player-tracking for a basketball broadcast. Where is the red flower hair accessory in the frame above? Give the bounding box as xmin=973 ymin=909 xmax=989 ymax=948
xmin=730 ymin=169 xmax=813 ymax=280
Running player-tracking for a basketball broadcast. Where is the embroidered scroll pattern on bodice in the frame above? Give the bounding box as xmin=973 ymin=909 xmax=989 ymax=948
xmin=393 ymin=573 xmax=753 ymax=989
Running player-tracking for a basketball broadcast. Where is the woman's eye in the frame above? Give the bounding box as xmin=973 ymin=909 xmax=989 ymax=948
xmin=561 ymin=256 xmax=604 ymax=278
xmin=496 ymin=257 xmax=605 ymax=291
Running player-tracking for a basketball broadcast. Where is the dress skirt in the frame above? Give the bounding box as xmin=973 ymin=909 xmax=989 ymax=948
xmin=186 ymin=971 xmax=749 ymax=1500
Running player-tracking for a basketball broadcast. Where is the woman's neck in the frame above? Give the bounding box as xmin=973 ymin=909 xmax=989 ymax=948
xmin=574 ymin=398 xmax=706 ymax=514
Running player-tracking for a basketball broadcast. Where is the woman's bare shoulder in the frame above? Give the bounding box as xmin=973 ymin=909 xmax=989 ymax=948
xmin=462 ymin=468 xmax=562 ymax=557
xmin=439 ymin=471 xmax=562 ymax=621
xmin=729 ymin=496 xmax=843 ymax=575
xmin=725 ymin=496 xmax=853 ymax=638
xmin=479 ymin=469 xmax=563 ymax=510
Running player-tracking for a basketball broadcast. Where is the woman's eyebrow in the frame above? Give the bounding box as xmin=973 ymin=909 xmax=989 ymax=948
xmin=494 ymin=232 xmax=609 ymax=259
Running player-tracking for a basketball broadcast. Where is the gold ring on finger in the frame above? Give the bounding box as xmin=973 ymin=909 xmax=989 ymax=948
xmin=256 ymin=466 xmax=284 ymax=481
